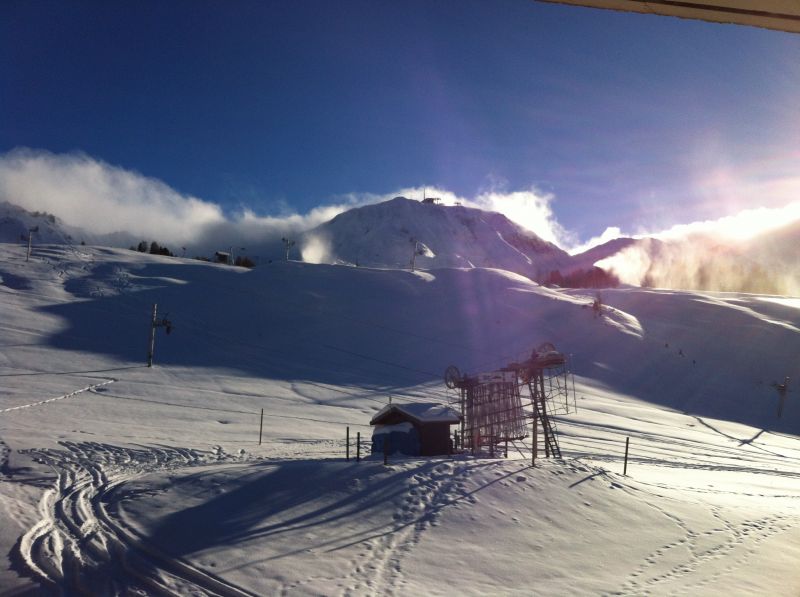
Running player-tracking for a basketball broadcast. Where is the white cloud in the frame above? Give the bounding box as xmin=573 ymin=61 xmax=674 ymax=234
xmin=649 ymin=200 xmax=800 ymax=242
xmin=0 ymin=149 xmax=578 ymax=257
xmin=0 ymin=148 xmax=367 ymax=255
xmin=567 ymin=226 xmax=624 ymax=256
xmin=468 ymin=189 xmax=573 ymax=248
xmin=0 ymin=148 xmax=224 ymax=245
xmin=6 ymin=147 xmax=799 ymax=270
xmin=572 ymin=195 xmax=800 ymax=256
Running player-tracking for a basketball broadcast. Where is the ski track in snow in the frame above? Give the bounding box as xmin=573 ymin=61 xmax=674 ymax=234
xmin=16 ymin=441 xmax=255 ymax=596
xmin=0 ymin=378 xmax=116 ymax=413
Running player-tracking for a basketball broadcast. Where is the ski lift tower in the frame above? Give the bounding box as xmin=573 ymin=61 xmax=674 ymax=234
xmin=445 ymin=342 xmax=575 ymax=461
xmin=507 ymin=343 xmax=574 ymax=460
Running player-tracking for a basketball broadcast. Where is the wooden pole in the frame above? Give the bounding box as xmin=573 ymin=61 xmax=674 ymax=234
xmin=346 ymin=426 xmax=350 ymax=461
xmin=147 ymin=303 xmax=157 ymax=367
xmin=26 ymin=231 xmax=33 ymax=261
xmin=623 ymin=436 xmax=630 ymax=476
xmin=258 ymin=408 xmax=264 ymax=445
xmin=357 ymin=432 xmax=361 ymax=462
xmin=384 ymin=437 xmax=389 ymax=465
xmin=460 ymin=388 xmax=465 ymax=449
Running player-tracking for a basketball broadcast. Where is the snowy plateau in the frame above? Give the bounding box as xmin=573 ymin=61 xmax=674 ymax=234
xmin=1 ymin=202 xmax=800 ymax=595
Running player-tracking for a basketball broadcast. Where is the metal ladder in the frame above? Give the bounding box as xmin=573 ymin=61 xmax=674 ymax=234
xmin=533 ymin=393 xmax=561 ymax=459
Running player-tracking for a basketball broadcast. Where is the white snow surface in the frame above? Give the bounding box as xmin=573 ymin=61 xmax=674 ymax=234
xmin=1 ymin=242 xmax=799 ymax=595
xmin=370 ymin=403 xmax=461 ymax=425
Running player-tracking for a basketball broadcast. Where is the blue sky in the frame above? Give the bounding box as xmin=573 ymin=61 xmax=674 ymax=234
xmin=2 ymin=0 xmax=799 ymax=249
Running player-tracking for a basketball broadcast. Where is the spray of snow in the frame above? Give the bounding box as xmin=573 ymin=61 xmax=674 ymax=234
xmin=300 ymin=234 xmax=334 ymax=264
xmin=597 ymin=235 xmax=800 ymax=295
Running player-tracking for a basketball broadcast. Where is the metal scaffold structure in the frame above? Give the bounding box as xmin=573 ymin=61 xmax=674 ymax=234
xmin=445 ymin=342 xmax=576 ymax=462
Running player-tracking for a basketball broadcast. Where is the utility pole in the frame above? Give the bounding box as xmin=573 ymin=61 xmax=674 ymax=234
xmin=147 ymin=303 xmax=172 ymax=367
xmin=147 ymin=303 xmax=158 ymax=367
xmin=26 ymin=226 xmax=38 ymax=262
xmin=281 ymin=237 xmax=295 ymax=261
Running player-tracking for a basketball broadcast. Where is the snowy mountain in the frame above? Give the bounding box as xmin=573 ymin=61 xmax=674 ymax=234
xmin=302 ymin=196 xmax=572 ymax=279
xmin=5 ymin=195 xmax=800 ymax=294
xmin=1 ymin=243 xmax=800 ymax=595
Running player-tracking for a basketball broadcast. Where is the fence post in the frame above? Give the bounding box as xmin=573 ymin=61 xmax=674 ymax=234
xmin=623 ymin=436 xmax=630 ymax=476
xmin=357 ymin=432 xmax=361 ymax=462
xmin=346 ymin=426 xmax=350 ymax=461
xmin=258 ymin=408 xmax=264 ymax=445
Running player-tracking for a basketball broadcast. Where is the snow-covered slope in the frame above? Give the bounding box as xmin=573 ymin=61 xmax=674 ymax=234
xmin=302 ymin=196 xmax=571 ymax=280
xmin=2 ymin=244 xmax=800 ymax=595
xmin=0 ymin=201 xmax=138 ymax=249
xmin=0 ymin=201 xmax=82 ymax=245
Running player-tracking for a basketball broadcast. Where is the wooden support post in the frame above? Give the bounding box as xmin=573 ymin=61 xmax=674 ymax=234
xmin=505 ymin=439 xmax=508 ymax=458
xmin=460 ymin=388 xmax=465 ymax=452
xmin=356 ymin=432 xmax=361 ymax=462
xmin=384 ymin=437 xmax=390 ymax=465
xmin=623 ymin=436 xmax=630 ymax=476
xmin=258 ymin=408 xmax=264 ymax=445
xmin=346 ymin=426 xmax=350 ymax=461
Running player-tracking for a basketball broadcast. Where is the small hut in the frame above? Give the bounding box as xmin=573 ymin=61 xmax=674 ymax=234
xmin=370 ymin=402 xmax=461 ymax=456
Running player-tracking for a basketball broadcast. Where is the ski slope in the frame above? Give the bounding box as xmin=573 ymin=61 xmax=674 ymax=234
xmin=1 ymin=242 xmax=799 ymax=595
